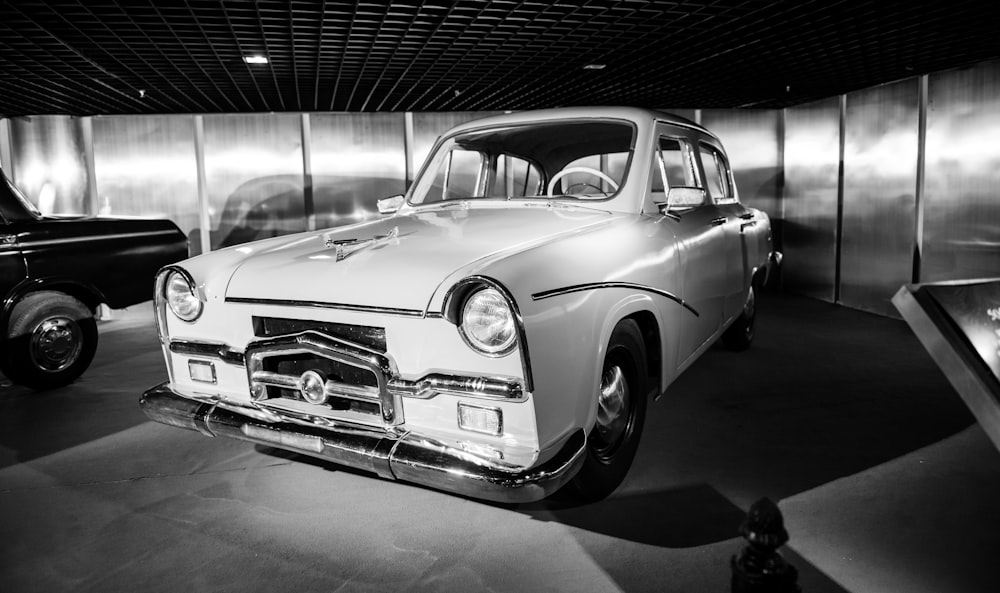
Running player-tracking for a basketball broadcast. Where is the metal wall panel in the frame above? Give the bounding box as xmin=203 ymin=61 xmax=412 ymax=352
xmin=7 ymin=116 xmax=90 ymax=215
xmin=841 ymin=79 xmax=919 ymax=317
xmin=92 ymin=115 xmax=200 ymax=247
xmin=411 ymin=112 xmax=503 ymax=177
xmin=202 ymin=113 xmax=305 ymax=250
xmin=700 ymin=109 xmax=781 ymax=217
xmin=309 ymin=113 xmax=406 ymax=230
xmin=923 ymin=59 xmax=1000 ymax=282
xmin=1 ymin=118 xmax=13 ymax=173
xmin=782 ymin=97 xmax=841 ymax=301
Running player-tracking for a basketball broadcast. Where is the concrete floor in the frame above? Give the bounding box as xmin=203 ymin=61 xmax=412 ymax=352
xmin=1 ymin=291 xmax=998 ymax=593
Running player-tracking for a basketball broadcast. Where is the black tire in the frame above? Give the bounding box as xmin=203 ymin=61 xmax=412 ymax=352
xmin=722 ymin=285 xmax=756 ymax=351
xmin=1 ymin=291 xmax=98 ymax=390
xmin=569 ymin=319 xmax=648 ymax=502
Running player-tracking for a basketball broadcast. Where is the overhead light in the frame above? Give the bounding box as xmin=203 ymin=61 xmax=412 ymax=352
xmin=243 ymin=55 xmax=268 ymax=65
xmin=583 ymin=63 xmax=606 ymax=70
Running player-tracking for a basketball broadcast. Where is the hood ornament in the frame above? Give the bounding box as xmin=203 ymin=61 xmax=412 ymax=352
xmin=325 ymin=226 xmax=399 ymax=262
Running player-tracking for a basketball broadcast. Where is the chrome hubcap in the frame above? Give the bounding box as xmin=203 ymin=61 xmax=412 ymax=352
xmin=596 ymin=365 xmax=629 ymax=450
xmin=29 ymin=317 xmax=82 ymax=372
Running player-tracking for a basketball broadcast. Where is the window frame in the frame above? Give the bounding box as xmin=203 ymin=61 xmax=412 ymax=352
xmin=697 ymin=142 xmax=739 ymax=205
xmin=650 ymin=134 xmax=703 ymax=209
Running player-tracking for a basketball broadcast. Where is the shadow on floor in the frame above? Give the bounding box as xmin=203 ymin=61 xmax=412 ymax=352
xmin=0 ymin=319 xmax=164 ymax=469
xmin=520 ymin=483 xmax=745 ymax=547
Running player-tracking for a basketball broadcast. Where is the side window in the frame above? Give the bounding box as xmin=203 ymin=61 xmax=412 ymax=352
xmin=492 ymin=155 xmax=542 ymax=197
xmin=651 ymin=137 xmax=699 ymax=200
xmin=699 ymin=144 xmax=735 ymax=203
xmin=428 ymin=148 xmax=484 ymax=202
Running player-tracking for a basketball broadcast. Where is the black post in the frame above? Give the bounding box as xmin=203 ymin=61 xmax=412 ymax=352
xmin=731 ymin=497 xmax=800 ymax=593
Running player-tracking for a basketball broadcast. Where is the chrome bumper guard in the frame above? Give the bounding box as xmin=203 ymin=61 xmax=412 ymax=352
xmin=140 ymin=382 xmax=586 ymax=504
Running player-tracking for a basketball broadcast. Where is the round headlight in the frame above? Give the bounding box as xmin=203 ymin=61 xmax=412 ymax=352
xmin=165 ymin=270 xmax=202 ymax=322
xmin=460 ymin=288 xmax=517 ymax=356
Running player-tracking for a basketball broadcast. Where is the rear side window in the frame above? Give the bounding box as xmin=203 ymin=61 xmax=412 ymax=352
xmin=699 ymin=144 xmax=736 ymax=203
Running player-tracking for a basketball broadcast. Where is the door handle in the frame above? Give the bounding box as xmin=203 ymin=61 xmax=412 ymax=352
xmin=0 ymin=234 xmax=16 ymax=245
xmin=740 ymin=221 xmax=757 ymax=232
xmin=710 ymin=217 xmax=726 ymax=227
xmin=739 ymin=212 xmax=755 ymax=220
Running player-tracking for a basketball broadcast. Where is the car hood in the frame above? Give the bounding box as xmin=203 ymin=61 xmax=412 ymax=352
xmin=224 ymin=203 xmax=612 ymax=312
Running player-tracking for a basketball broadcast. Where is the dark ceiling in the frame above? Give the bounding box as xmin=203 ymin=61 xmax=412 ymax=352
xmin=1 ymin=0 xmax=997 ymax=117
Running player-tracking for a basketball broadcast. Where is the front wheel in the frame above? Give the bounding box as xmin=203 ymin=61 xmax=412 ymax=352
xmin=568 ymin=319 xmax=648 ymax=502
xmin=1 ymin=291 xmax=98 ymax=390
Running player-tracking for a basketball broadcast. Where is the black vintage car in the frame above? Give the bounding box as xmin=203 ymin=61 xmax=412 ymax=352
xmin=1 ymin=170 xmax=188 ymax=389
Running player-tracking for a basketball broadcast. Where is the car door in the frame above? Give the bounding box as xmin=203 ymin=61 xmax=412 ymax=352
xmin=0 ymin=176 xmax=29 ymax=302
xmin=651 ymin=132 xmax=727 ymax=364
xmin=697 ymin=142 xmax=747 ymax=322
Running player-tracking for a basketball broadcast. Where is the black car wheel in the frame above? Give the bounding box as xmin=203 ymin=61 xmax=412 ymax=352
xmin=1 ymin=291 xmax=98 ymax=390
xmin=722 ymin=285 xmax=756 ymax=351
xmin=569 ymin=319 xmax=648 ymax=502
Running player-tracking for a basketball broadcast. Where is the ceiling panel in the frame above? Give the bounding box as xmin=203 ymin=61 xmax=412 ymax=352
xmin=1 ymin=0 xmax=997 ymax=116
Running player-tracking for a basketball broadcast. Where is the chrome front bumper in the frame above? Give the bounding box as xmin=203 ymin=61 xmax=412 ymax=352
xmin=140 ymin=382 xmax=586 ymax=503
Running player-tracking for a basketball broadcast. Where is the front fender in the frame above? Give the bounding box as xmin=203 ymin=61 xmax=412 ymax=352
xmin=2 ymin=277 xmax=106 ymax=332
xmin=589 ymin=294 xmax=669 ymax=427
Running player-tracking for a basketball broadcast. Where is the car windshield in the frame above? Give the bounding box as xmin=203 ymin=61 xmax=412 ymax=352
xmin=2 ymin=172 xmax=42 ymax=218
xmin=408 ymin=119 xmax=635 ymax=205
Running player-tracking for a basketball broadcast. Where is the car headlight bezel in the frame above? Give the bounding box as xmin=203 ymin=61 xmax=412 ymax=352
xmin=459 ymin=287 xmax=518 ymax=356
xmin=163 ymin=268 xmax=202 ymax=323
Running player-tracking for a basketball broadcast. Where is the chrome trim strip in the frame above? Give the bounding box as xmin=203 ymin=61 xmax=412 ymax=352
xmin=225 ymin=296 xmax=425 ymax=318
xmin=17 ymin=229 xmax=183 ymax=250
xmin=140 ymin=383 xmax=585 ymax=504
xmin=442 ymin=275 xmax=534 ymax=393
xmin=531 ymin=281 xmax=699 ymax=317
xmin=388 ymin=373 xmax=524 ymax=401
xmin=169 ymin=339 xmax=246 ymax=365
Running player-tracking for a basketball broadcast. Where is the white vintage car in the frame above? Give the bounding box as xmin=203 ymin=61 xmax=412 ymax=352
xmin=142 ymin=107 xmax=779 ymax=503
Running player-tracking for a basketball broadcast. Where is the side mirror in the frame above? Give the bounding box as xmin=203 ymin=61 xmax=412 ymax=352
xmin=662 ymin=186 xmax=706 ymax=213
xmin=377 ymin=194 xmax=405 ymax=215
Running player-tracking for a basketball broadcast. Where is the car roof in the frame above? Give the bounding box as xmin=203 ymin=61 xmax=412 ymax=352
xmin=444 ymin=106 xmax=712 ymax=137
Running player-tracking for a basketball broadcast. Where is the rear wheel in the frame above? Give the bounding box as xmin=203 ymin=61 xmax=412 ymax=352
xmin=722 ymin=285 xmax=756 ymax=351
xmin=569 ymin=319 xmax=648 ymax=502
xmin=1 ymin=291 xmax=98 ymax=390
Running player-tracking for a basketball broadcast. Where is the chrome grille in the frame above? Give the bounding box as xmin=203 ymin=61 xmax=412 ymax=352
xmin=252 ymin=316 xmax=386 ymax=352
xmin=245 ymin=331 xmax=402 ymax=426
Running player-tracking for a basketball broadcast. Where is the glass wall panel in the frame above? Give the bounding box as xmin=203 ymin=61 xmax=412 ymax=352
xmin=411 ymin=112 xmax=503 ymax=180
xmin=8 ymin=116 xmax=90 ymax=215
xmin=92 ymin=115 xmax=200 ymax=251
xmin=203 ymin=114 xmax=305 ymax=250
xmin=309 ymin=113 xmax=406 ymax=230
xmin=701 ymin=109 xmax=781 ymax=226
xmin=841 ymin=79 xmax=919 ymax=317
xmin=783 ymin=98 xmax=841 ymax=301
xmin=923 ymin=59 xmax=1000 ymax=282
